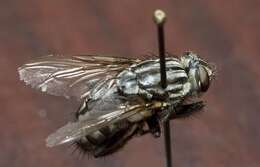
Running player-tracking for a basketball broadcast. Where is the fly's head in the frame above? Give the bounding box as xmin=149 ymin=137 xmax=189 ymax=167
xmin=181 ymin=51 xmax=215 ymax=95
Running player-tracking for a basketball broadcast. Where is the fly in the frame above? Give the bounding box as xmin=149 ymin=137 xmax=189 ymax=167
xmin=18 ymin=51 xmax=215 ymax=157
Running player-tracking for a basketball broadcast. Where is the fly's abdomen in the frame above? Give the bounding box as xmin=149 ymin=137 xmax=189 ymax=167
xmin=75 ymin=105 xmax=139 ymax=157
xmin=75 ymin=122 xmax=139 ymax=157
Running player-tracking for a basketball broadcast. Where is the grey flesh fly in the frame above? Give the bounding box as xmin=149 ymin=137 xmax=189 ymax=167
xmin=18 ymin=51 xmax=215 ymax=157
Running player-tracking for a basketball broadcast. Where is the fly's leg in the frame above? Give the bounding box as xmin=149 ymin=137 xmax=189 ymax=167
xmin=75 ymin=99 xmax=88 ymax=121
xmin=159 ymin=101 xmax=205 ymax=121
xmin=146 ymin=115 xmax=161 ymax=137
xmin=159 ymin=105 xmax=176 ymax=122
xmin=136 ymin=115 xmax=161 ymax=138
xmin=172 ymin=101 xmax=205 ymax=119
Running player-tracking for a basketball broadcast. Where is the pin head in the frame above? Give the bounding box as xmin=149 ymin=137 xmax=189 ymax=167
xmin=154 ymin=9 xmax=167 ymax=25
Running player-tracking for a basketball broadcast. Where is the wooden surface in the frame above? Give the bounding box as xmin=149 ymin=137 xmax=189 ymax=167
xmin=1 ymin=0 xmax=260 ymax=167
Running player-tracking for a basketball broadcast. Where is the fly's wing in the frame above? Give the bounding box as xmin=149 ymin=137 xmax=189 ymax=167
xmin=18 ymin=55 xmax=140 ymax=100
xmin=46 ymin=88 xmax=146 ymax=147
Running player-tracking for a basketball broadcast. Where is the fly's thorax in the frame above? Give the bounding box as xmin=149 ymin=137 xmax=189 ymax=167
xmin=116 ymin=69 xmax=139 ymax=95
xmin=116 ymin=58 xmax=190 ymax=99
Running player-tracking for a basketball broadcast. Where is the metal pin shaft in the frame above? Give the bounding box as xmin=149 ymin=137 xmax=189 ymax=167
xmin=154 ymin=9 xmax=167 ymax=89
xmin=154 ymin=9 xmax=172 ymax=167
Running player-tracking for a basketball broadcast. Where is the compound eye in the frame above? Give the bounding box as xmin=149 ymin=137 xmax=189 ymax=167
xmin=198 ymin=65 xmax=210 ymax=92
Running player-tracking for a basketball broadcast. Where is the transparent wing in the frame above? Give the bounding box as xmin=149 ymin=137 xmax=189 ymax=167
xmin=46 ymin=88 xmax=146 ymax=147
xmin=18 ymin=55 xmax=140 ymax=100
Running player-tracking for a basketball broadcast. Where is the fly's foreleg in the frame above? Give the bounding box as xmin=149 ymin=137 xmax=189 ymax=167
xmin=146 ymin=115 xmax=161 ymax=137
xmin=159 ymin=104 xmax=176 ymax=122
xmin=159 ymin=101 xmax=205 ymax=121
xmin=136 ymin=115 xmax=161 ymax=138
xmin=172 ymin=101 xmax=205 ymax=119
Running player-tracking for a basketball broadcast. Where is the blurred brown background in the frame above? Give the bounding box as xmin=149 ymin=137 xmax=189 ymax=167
xmin=1 ymin=0 xmax=260 ymax=167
